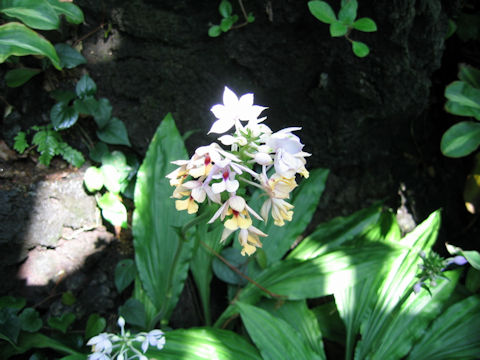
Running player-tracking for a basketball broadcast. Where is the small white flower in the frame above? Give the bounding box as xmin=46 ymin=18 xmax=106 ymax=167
xmin=141 ymin=329 xmax=166 ymax=353
xmin=209 ymin=86 xmax=266 ymax=134
xmin=87 ymin=333 xmax=113 ymax=354
xmin=88 ymin=352 xmax=111 ymax=360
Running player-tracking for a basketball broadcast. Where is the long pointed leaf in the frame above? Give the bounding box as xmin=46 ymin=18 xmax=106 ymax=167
xmin=0 ymin=22 xmax=61 ymax=69
xmin=133 ymin=114 xmax=194 ymax=325
xmin=259 ymin=299 xmax=326 ymax=358
xmin=237 ymin=302 xmax=323 ymax=360
xmin=0 ymin=0 xmax=59 ymax=30
xmin=407 ymin=295 xmax=480 ymax=360
xmin=145 ymin=327 xmax=262 ymax=359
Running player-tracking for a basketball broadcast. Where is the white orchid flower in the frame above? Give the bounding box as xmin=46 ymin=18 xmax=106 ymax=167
xmin=209 ymin=86 xmax=267 ymax=134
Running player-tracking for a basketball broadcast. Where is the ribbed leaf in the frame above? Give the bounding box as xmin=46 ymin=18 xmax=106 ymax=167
xmin=237 ymin=302 xmax=323 ymax=360
xmin=190 ymin=222 xmax=224 ymax=325
xmin=259 ymin=299 xmax=326 ymax=358
xmin=46 ymin=0 xmax=84 ymax=24
xmin=445 ymin=81 xmax=480 ymax=109
xmin=369 ymin=270 xmax=461 ymax=360
xmin=0 ymin=22 xmax=61 ymax=69
xmin=214 ymin=242 xmax=399 ymax=327
xmin=407 ymin=295 xmax=480 ymax=360
xmin=0 ymin=0 xmax=59 ymax=30
xmin=145 ymin=327 xmax=262 ymax=359
xmin=440 ymin=121 xmax=480 ymax=158
xmin=288 ymin=203 xmax=382 ymax=260
xmin=133 ymin=113 xmax=194 ymax=324
xmin=350 ymin=211 xmax=442 ymax=360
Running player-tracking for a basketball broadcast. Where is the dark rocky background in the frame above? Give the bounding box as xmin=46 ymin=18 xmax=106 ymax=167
xmin=1 ymin=0 xmax=479 ymax=329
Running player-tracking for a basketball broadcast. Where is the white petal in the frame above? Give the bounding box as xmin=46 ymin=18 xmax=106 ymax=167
xmin=191 ymin=187 xmax=206 ymax=202
xmin=210 ymin=104 xmax=228 ymax=119
xmin=221 ymin=227 xmax=235 ymax=242
xmin=223 ymin=86 xmax=239 ymax=108
xmin=141 ymin=340 xmax=149 ymax=353
xmin=229 ymin=196 xmax=246 ymax=211
xmin=254 ymin=152 xmax=273 ymax=166
xmin=225 ymin=179 xmax=239 ymax=193
xmin=218 ymin=135 xmax=235 ymax=145
xmin=208 ymin=202 xmax=228 ymax=223
xmin=212 ymin=181 xmax=226 ymax=194
xmin=238 ymin=93 xmax=254 ymax=108
xmin=208 ymin=118 xmax=234 ymax=134
xmin=246 ymin=203 xmax=263 ymax=221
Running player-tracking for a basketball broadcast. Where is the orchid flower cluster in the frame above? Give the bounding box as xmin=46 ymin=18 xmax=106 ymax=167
xmin=167 ymin=86 xmax=310 ymax=256
xmin=413 ymin=251 xmax=468 ymax=294
xmin=87 ymin=317 xmax=165 ymax=360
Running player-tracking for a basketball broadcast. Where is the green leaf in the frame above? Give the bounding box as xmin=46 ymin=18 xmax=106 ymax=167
xmin=445 ymin=100 xmax=480 ymax=120
xmin=220 ymin=17 xmax=235 ymax=32
xmin=466 ymin=267 xmax=480 ymax=292
xmin=311 ymin=302 xmax=346 ymax=345
xmin=32 ymin=128 xmax=61 ymax=166
xmin=84 ymin=166 xmax=103 ymax=192
xmin=118 ymin=298 xmax=146 ymax=328
xmin=5 ymin=67 xmax=41 ymax=87
xmin=49 ymin=89 xmax=76 ymax=103
xmin=445 ymin=81 xmax=480 ymax=110
xmin=352 ymin=17 xmax=377 ymax=32
xmin=73 ymin=97 xmax=98 ymax=116
xmin=101 ymin=164 xmax=123 ymax=194
xmin=330 ymin=21 xmax=348 ymax=37
xmin=54 ymin=43 xmax=86 ymax=69
xmin=308 ymin=1 xmax=336 ymax=24
xmin=338 ymin=0 xmax=357 ymax=24
xmin=145 ymin=327 xmax=262 ymax=359
xmin=247 ymin=13 xmax=255 ymax=23
xmin=92 ymin=98 xmax=112 ymax=129
xmin=100 ymin=151 xmax=131 ymax=193
xmin=212 ymin=247 xmax=249 ymax=286
xmin=458 ymin=64 xmax=480 ymax=88
xmin=463 ymin=250 xmax=480 ymax=269
xmin=50 ymin=102 xmax=79 ymax=130
xmin=288 ymin=203 xmax=382 ymax=260
xmin=352 ymin=40 xmax=370 ymax=57
xmin=208 ymin=25 xmax=222 ymax=37
xmin=84 ymin=314 xmax=106 ymax=340
xmin=215 ymin=242 xmax=399 ymax=327
xmin=61 ymin=291 xmax=76 ymax=306
xmin=45 ymin=0 xmax=84 ymax=24
xmin=115 ymin=259 xmax=136 ymax=293
xmin=259 ymin=300 xmax=326 ymax=358
xmin=132 ymin=113 xmax=194 ymax=324
xmin=89 ymin=142 xmax=108 ymax=163
xmin=440 ymin=121 xmax=480 ymax=158
xmin=0 ymin=0 xmax=59 ymax=30
xmin=237 ymin=302 xmax=324 ymax=360
xmin=0 ymin=22 xmax=61 ymax=69
xmin=407 ymin=296 xmax=480 ymax=360
xmin=75 ymin=74 xmax=96 ymax=98
xmin=97 ymin=192 xmax=127 ymax=228
xmin=0 ymin=296 xmax=26 ymax=310
xmin=96 ymin=117 xmax=131 ymax=146
xmin=47 ymin=313 xmax=75 ymax=334
xmin=19 ymin=308 xmax=42 ymax=332
xmin=190 ymin=223 xmax=224 ymax=325
xmin=13 ymin=131 xmax=28 ymax=153
xmin=347 ymin=211 xmax=442 ymax=359
xmin=0 ymin=307 xmax=21 ymax=344
xmin=58 ymin=142 xmax=84 ymax=167
xmin=218 ymin=0 xmax=232 ymax=18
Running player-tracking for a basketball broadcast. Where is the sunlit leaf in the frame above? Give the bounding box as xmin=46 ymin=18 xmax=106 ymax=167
xmin=237 ymin=302 xmax=324 ymax=360
xmin=0 ymin=0 xmax=59 ymax=30
xmin=132 ymin=113 xmax=194 ymax=324
xmin=84 ymin=166 xmax=103 ymax=192
xmin=97 ymin=192 xmax=127 ymax=228
xmin=0 ymin=22 xmax=61 ymax=69
xmin=145 ymin=327 xmax=262 ymax=359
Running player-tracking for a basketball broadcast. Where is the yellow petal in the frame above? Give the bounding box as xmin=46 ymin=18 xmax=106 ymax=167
xmin=237 ymin=214 xmax=252 ymax=229
xmin=175 ymin=198 xmax=189 ymax=211
xmin=224 ymin=217 xmax=239 ymax=230
xmin=241 ymin=242 xmax=257 ymax=256
xmin=187 ymin=199 xmax=199 ymax=214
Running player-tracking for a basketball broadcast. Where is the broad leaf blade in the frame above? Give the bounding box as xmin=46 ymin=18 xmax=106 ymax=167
xmin=445 ymin=81 xmax=480 ymax=110
xmin=146 ymin=327 xmax=262 ymax=359
xmin=440 ymin=121 xmax=480 ymax=158
xmin=5 ymin=67 xmax=41 ymax=87
xmin=407 ymin=295 xmax=480 ymax=360
xmin=0 ymin=22 xmax=61 ymax=69
xmin=132 ymin=113 xmax=194 ymax=323
xmin=308 ymin=1 xmax=337 ymax=24
xmin=259 ymin=299 xmax=326 ymax=358
xmin=237 ymin=302 xmax=323 ymax=360
xmin=96 ymin=117 xmax=131 ymax=146
xmin=46 ymin=0 xmax=84 ymax=24
xmin=0 ymin=0 xmax=59 ymax=30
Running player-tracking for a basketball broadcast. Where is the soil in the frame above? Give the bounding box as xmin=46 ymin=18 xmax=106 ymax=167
xmin=1 ymin=0 xmax=479 ymax=337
